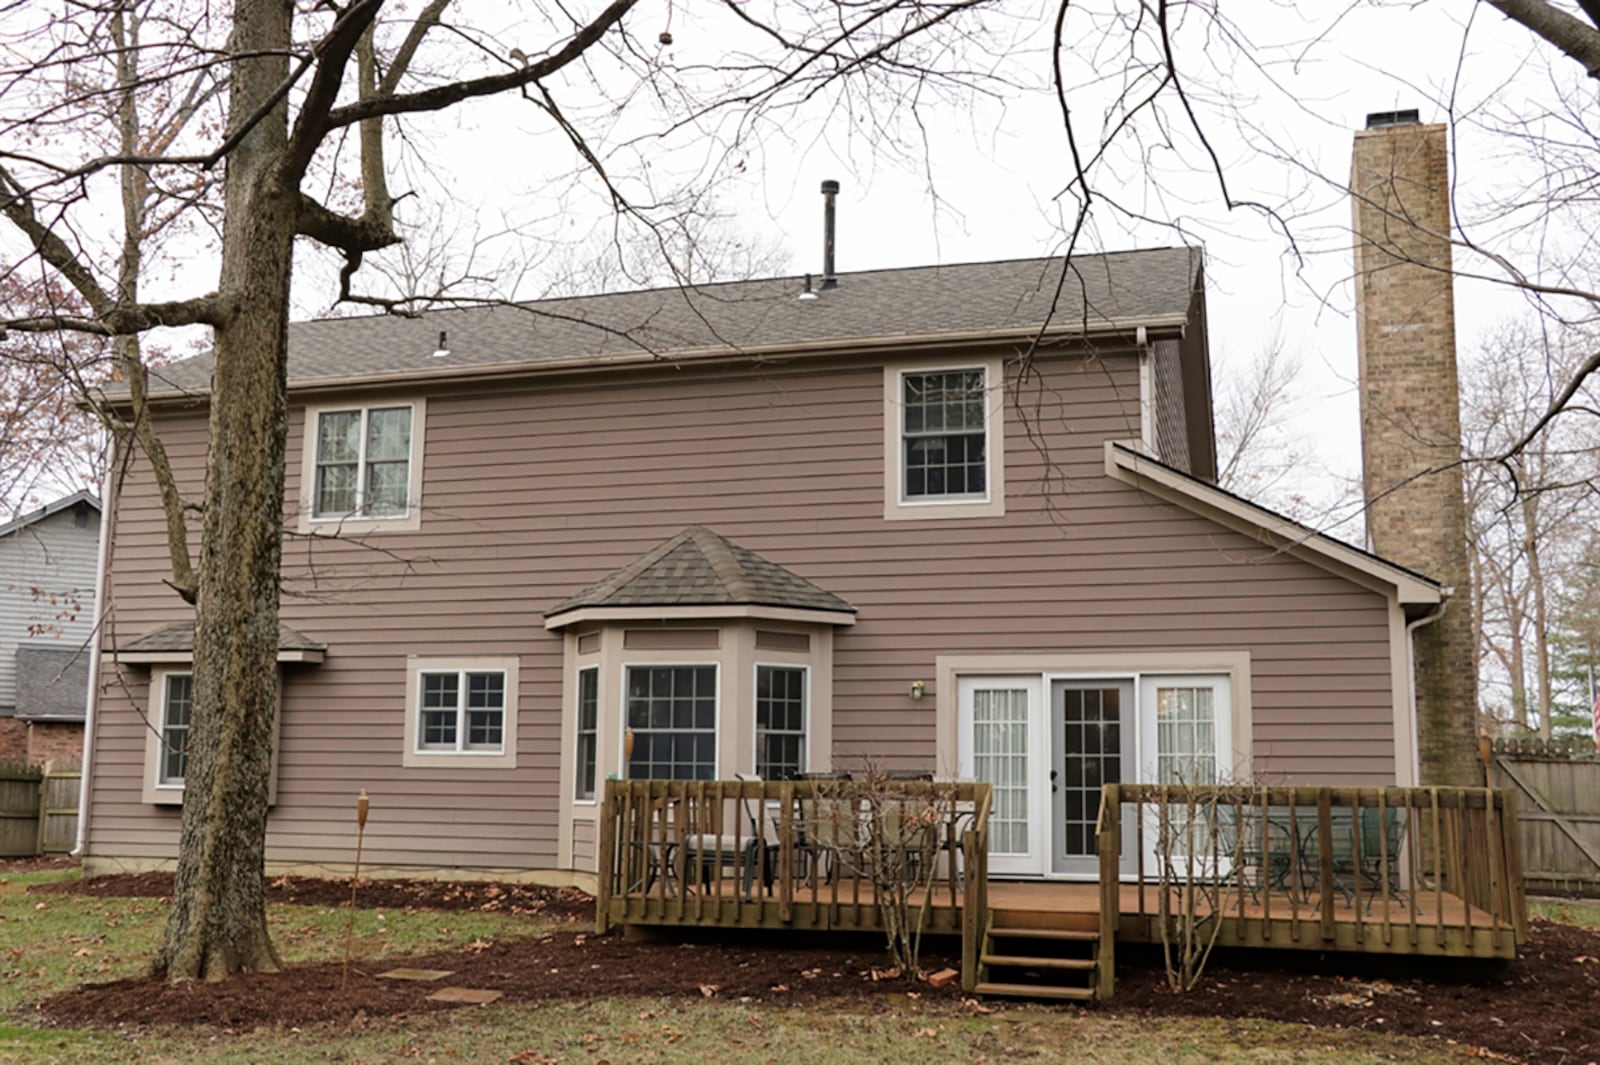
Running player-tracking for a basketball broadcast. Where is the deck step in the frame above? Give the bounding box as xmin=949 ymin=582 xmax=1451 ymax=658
xmin=987 ymin=927 xmax=1099 ymax=942
xmin=974 ymin=981 xmax=1095 ymax=1001
xmin=981 ymin=954 xmax=1096 ymax=971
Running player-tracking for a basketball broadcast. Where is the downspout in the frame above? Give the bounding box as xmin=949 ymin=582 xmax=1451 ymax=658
xmin=1403 ymin=589 xmax=1451 ymax=787
xmin=1136 ymin=324 xmax=1155 ymax=454
xmin=72 ymin=435 xmax=119 ymax=858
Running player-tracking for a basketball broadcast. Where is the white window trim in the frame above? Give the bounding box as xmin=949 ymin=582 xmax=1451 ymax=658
xmin=752 ymin=661 xmax=810 ymax=781
xmin=141 ymin=666 xmax=282 ymax=806
xmin=574 ymin=665 xmax=600 ymax=804
xmin=883 ymin=357 xmax=1005 ymax=521
xmin=297 ymin=398 xmax=426 ymax=535
xmin=620 ymin=661 xmax=721 ymax=782
xmin=403 ymin=655 xmax=519 ymax=769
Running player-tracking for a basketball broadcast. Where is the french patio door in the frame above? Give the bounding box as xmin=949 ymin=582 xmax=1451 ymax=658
xmin=1136 ymin=674 xmax=1234 ymax=875
xmin=1049 ymin=680 xmax=1136 ymax=877
xmin=957 ymin=676 xmax=1044 ymax=876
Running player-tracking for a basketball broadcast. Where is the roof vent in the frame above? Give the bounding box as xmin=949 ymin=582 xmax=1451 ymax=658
xmin=1365 ymin=109 xmax=1420 ymax=130
xmin=797 ymin=273 xmax=819 ymax=301
xmin=820 ymin=179 xmax=839 ymax=291
xmin=431 ymin=330 xmax=450 ymax=358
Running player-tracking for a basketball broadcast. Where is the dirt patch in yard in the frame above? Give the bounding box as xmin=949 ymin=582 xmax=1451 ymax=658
xmin=0 ymin=855 xmax=78 ymax=877
xmin=25 ymin=871 xmax=1600 ymax=1064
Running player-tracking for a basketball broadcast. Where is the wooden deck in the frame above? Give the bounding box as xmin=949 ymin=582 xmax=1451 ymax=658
xmin=611 ymin=877 xmax=1517 ymax=959
xmin=596 ymin=780 xmax=1529 ymax=998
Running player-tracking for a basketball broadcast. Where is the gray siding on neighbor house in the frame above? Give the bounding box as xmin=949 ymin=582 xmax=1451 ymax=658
xmin=1 ymin=507 xmax=98 ymax=714
xmin=87 ymin=344 xmax=1396 ymax=871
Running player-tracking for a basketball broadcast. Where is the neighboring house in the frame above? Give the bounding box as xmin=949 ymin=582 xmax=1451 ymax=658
xmin=79 ymin=247 xmax=1443 ymax=884
xmin=0 ymin=490 xmax=99 ymax=767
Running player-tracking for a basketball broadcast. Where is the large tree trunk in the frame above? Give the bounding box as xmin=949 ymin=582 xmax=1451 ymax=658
xmin=154 ymin=0 xmax=295 ymax=981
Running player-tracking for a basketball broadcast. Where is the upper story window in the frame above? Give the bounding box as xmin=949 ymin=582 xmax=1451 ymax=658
xmin=627 ymin=665 xmax=716 ymax=781
xmin=903 ymin=369 xmax=987 ymax=499
xmin=883 ymin=359 xmax=1005 ymax=521
xmin=402 ymin=655 xmax=519 ymax=769
xmin=298 ymin=400 xmax=425 ymax=534
xmin=314 ymin=406 xmax=412 ymax=518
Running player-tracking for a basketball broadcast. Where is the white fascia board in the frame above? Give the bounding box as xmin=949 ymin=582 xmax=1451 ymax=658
xmin=1104 ymin=441 xmax=1442 ymax=606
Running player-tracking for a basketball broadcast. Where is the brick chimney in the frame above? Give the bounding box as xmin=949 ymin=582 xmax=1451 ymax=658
xmin=1350 ymin=111 xmax=1479 ymax=786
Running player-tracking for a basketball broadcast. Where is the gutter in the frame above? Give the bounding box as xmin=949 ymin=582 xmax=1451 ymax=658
xmin=1403 ymin=592 xmax=1451 ymax=788
xmin=72 ymin=435 xmax=118 ymax=858
xmin=101 ymin=314 xmax=1193 ymax=410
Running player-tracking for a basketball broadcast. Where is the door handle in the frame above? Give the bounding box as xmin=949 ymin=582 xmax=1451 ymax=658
xmin=1049 ymin=768 xmax=1058 ymax=794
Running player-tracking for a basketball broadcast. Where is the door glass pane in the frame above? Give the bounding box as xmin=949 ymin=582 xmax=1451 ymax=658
xmin=1155 ymin=685 xmax=1216 ymax=784
xmin=1060 ymin=687 xmax=1122 ymax=858
xmin=973 ymin=688 xmax=1029 ymax=855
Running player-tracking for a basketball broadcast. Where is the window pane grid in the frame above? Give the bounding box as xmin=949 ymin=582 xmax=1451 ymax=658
xmin=160 ymin=673 xmax=192 ymax=785
xmin=575 ymin=668 xmax=598 ymax=800
xmin=627 ymin=666 xmax=716 ymax=780
xmin=756 ymin=665 xmax=806 ymax=781
xmin=313 ymin=406 xmax=412 ymax=518
xmin=902 ymin=370 xmax=987 ymax=499
xmin=417 ymin=669 xmax=505 ymax=755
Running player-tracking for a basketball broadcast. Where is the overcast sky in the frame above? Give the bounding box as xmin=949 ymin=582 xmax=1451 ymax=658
xmin=111 ymin=2 xmax=1562 ymax=540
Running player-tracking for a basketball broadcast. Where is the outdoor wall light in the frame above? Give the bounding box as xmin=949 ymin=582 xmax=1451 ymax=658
xmin=909 ymin=680 xmax=926 ymax=701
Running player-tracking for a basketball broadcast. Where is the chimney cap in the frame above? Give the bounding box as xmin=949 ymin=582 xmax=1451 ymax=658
xmin=820 ymin=179 xmax=840 ymax=195
xmin=1365 ymin=109 xmax=1420 ymax=130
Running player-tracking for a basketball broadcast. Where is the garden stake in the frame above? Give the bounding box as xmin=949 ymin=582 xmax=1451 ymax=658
xmin=342 ymin=789 xmax=370 ymax=989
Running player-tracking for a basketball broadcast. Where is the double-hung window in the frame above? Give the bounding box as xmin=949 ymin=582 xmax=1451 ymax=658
xmin=313 ymin=405 xmax=414 ymax=519
xmin=885 ymin=360 xmax=1003 ymax=520
xmin=755 ymin=665 xmax=806 ymax=781
xmin=158 ymin=672 xmax=193 ymax=786
xmin=902 ymin=368 xmax=988 ymax=499
xmin=575 ymin=667 xmax=599 ymax=800
xmin=626 ymin=665 xmax=716 ymax=780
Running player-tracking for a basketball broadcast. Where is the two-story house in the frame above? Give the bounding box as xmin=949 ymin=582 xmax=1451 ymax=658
xmin=77 ymin=247 xmax=1442 ymax=885
xmin=0 ymin=490 xmax=99 ymax=768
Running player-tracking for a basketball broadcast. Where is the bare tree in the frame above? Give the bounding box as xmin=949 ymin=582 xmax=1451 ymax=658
xmin=0 ymin=0 xmax=1008 ymax=981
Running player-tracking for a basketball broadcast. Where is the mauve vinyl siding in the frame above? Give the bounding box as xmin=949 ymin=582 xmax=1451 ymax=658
xmin=87 ymin=347 xmax=1395 ymax=869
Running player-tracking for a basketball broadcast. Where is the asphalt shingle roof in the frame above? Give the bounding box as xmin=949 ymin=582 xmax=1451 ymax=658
xmin=116 ymin=621 xmax=327 ymax=654
xmin=547 ymin=526 xmax=855 ymax=618
xmin=140 ymin=248 xmax=1202 ymax=394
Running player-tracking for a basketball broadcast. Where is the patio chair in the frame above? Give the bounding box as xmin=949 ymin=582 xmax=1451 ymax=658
xmin=1355 ymin=805 xmax=1408 ymax=910
xmin=801 ymin=794 xmax=867 ymax=883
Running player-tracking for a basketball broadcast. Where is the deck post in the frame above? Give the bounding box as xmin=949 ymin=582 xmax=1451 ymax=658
xmin=595 ymin=783 xmax=615 ymax=934
xmin=1096 ymin=783 xmax=1119 ymax=999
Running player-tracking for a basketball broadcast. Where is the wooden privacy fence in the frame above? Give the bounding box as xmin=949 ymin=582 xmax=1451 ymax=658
xmin=1106 ymin=784 xmax=1526 ymax=958
xmin=0 ymin=764 xmax=79 ymax=857
xmin=1491 ymin=738 xmax=1600 ymax=897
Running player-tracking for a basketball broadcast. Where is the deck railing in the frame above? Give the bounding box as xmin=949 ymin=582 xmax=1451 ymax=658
xmin=596 ymin=779 xmax=992 ymax=956
xmin=1104 ymin=784 xmax=1527 ymax=957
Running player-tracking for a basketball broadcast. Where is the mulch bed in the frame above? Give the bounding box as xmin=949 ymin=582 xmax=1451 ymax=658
xmin=24 ymin=872 xmax=1600 ymax=1064
xmin=27 ymin=870 xmax=594 ymax=921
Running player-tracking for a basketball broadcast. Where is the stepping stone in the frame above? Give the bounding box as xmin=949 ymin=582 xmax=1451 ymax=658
xmin=378 ymin=967 xmax=455 ymax=982
xmin=428 ymin=987 xmax=503 ymax=1005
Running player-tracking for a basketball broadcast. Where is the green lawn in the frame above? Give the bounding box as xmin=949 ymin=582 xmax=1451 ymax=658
xmin=0 ymin=866 xmax=1489 ymax=1064
xmin=1530 ymin=896 xmax=1600 ymax=928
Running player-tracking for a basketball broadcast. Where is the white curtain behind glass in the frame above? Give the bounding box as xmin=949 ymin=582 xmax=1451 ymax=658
xmin=973 ymin=688 xmax=1029 ymax=854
